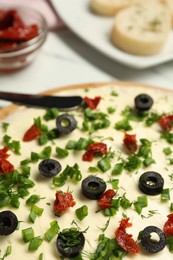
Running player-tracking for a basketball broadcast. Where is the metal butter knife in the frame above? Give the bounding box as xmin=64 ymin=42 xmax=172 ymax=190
xmin=0 ymin=91 xmax=83 ymax=110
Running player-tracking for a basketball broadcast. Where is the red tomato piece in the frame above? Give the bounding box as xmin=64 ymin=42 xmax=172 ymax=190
xmin=0 ymin=159 xmax=14 ymax=174
xmin=123 ymin=132 xmax=138 ymax=153
xmin=0 ymin=147 xmax=14 ymax=174
xmin=84 ymin=96 xmax=101 ymax=109
xmin=23 ymin=124 xmax=41 ymax=142
xmin=98 ymin=189 xmax=116 ymax=209
xmin=163 ymin=213 xmax=173 ymax=236
xmin=82 ymin=150 xmax=94 ymax=162
xmin=0 ymin=24 xmax=39 ymax=42
xmin=0 ymin=146 xmax=9 ymax=159
xmin=159 ymin=115 xmax=173 ymax=131
xmin=54 ymin=191 xmax=76 ymax=216
xmin=115 ymin=218 xmax=140 ymax=254
xmin=0 ymin=42 xmax=17 ymax=50
xmin=82 ymin=142 xmax=107 ymax=162
xmin=87 ymin=142 xmax=108 ymax=154
xmin=0 ymin=9 xmax=24 ymax=30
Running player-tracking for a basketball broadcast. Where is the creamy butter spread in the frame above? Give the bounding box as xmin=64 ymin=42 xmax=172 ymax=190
xmin=0 ymin=83 xmax=173 ymax=260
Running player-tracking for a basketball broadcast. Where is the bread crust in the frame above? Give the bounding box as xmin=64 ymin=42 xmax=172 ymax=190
xmin=111 ymin=2 xmax=171 ymax=55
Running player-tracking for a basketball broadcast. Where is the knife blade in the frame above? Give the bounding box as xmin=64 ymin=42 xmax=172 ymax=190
xmin=0 ymin=91 xmax=83 ymax=110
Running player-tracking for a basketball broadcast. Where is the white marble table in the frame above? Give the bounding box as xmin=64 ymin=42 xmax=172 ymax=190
xmin=0 ymin=28 xmax=173 ymax=107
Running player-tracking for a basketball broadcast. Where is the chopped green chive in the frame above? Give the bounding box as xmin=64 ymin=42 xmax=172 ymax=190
xmin=111 ymin=163 xmax=124 ymax=175
xmin=53 ymin=163 xmax=82 ymax=187
xmin=114 ymin=118 xmax=132 ymax=131
xmin=89 ymin=234 xmax=126 ymax=259
xmin=29 ymin=205 xmax=44 ymax=223
xmin=43 ymin=108 xmax=59 ymax=121
xmin=3 ymin=135 xmax=21 ymax=154
xmin=120 ymin=194 xmax=132 ymax=209
xmin=75 ymin=205 xmax=88 ymax=221
xmin=161 ymin=188 xmax=170 ymax=202
xmin=107 ymin=107 xmax=116 ymax=114
xmin=10 ymin=194 xmax=20 ymax=208
xmin=111 ymin=91 xmax=118 ymax=96
xmin=124 ymin=155 xmax=141 ymax=172
xmin=167 ymin=236 xmax=173 ymax=252
xmin=39 ymin=253 xmax=44 ymax=260
xmin=4 ymin=245 xmax=12 ymax=258
xmin=97 ymin=157 xmax=111 ymax=172
xmin=44 ymin=220 xmax=60 ymax=242
xmin=170 ymin=202 xmax=173 ymax=211
xmin=55 ymin=146 xmax=69 ymax=158
xmin=109 ymin=179 xmax=119 ymax=190
xmin=22 ymin=227 xmax=35 ymax=243
xmin=143 ymin=157 xmax=155 ymax=167
xmin=38 ymin=133 xmax=48 ymax=145
xmin=145 ymin=112 xmax=159 ymax=126
xmin=2 ymin=122 xmax=9 ymax=132
xmin=66 ymin=140 xmax=77 ymax=149
xmin=26 ymin=195 xmax=41 ymax=206
xmin=28 ymin=236 xmax=43 ymax=252
xmin=134 ymin=195 xmax=148 ymax=214
xmin=163 ymin=147 xmax=172 ymax=155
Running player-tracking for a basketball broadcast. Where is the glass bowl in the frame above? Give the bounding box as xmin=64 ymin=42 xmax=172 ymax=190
xmin=0 ymin=5 xmax=48 ymax=72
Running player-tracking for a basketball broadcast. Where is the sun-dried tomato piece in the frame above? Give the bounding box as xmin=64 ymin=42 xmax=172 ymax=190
xmin=23 ymin=124 xmax=41 ymax=142
xmin=98 ymin=189 xmax=116 ymax=209
xmin=159 ymin=115 xmax=173 ymax=131
xmin=115 ymin=218 xmax=140 ymax=254
xmin=54 ymin=191 xmax=76 ymax=216
xmin=123 ymin=132 xmax=138 ymax=153
xmin=0 ymin=24 xmax=39 ymax=42
xmin=84 ymin=96 xmax=101 ymax=110
xmin=0 ymin=159 xmax=14 ymax=174
xmin=82 ymin=150 xmax=94 ymax=162
xmin=0 ymin=9 xmax=24 ymax=30
xmin=0 ymin=147 xmax=14 ymax=174
xmin=163 ymin=213 xmax=173 ymax=236
xmin=0 ymin=146 xmax=9 ymax=159
xmin=82 ymin=142 xmax=107 ymax=162
xmin=0 ymin=41 xmax=17 ymax=50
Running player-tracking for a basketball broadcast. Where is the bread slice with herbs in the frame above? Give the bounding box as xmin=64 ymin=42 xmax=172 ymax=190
xmin=90 ymin=0 xmax=163 ymax=16
xmin=90 ymin=0 xmax=134 ymax=16
xmin=163 ymin=0 xmax=173 ymax=26
xmin=111 ymin=1 xmax=171 ymax=55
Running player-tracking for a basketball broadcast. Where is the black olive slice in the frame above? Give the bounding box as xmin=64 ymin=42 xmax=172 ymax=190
xmin=38 ymin=158 xmax=62 ymax=177
xmin=56 ymin=229 xmax=85 ymax=258
xmin=135 ymin=94 xmax=153 ymax=112
xmin=139 ymin=171 xmax=164 ymax=195
xmin=81 ymin=176 xmax=106 ymax=199
xmin=140 ymin=226 xmax=166 ymax=253
xmin=0 ymin=210 xmax=18 ymax=236
xmin=56 ymin=114 xmax=77 ymax=135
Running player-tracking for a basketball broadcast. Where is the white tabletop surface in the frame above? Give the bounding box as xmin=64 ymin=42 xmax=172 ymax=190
xmin=0 ymin=28 xmax=173 ymax=107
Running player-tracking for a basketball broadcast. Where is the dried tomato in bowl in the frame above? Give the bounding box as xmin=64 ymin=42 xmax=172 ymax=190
xmin=0 ymin=5 xmax=47 ymax=72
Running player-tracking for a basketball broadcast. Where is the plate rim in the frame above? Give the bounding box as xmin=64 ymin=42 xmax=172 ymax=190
xmin=52 ymin=0 xmax=173 ymax=69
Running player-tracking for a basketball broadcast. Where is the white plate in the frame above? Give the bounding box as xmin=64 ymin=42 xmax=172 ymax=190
xmin=52 ymin=0 xmax=173 ymax=69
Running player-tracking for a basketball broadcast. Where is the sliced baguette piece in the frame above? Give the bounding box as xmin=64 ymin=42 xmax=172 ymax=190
xmin=111 ymin=2 xmax=171 ymax=55
xmin=90 ymin=0 xmax=163 ymax=16
xmin=90 ymin=0 xmax=133 ymax=16
xmin=163 ymin=0 xmax=173 ymax=26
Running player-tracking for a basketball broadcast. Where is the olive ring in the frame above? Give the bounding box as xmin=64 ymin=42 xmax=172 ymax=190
xmin=56 ymin=114 xmax=77 ymax=135
xmin=56 ymin=231 xmax=85 ymax=257
xmin=141 ymin=226 xmax=166 ymax=253
xmin=81 ymin=176 xmax=106 ymax=200
xmin=38 ymin=158 xmax=62 ymax=177
xmin=0 ymin=210 xmax=18 ymax=236
xmin=139 ymin=171 xmax=164 ymax=195
xmin=135 ymin=94 xmax=153 ymax=111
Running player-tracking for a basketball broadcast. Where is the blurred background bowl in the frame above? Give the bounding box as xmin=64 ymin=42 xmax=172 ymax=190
xmin=0 ymin=5 xmax=48 ymax=72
